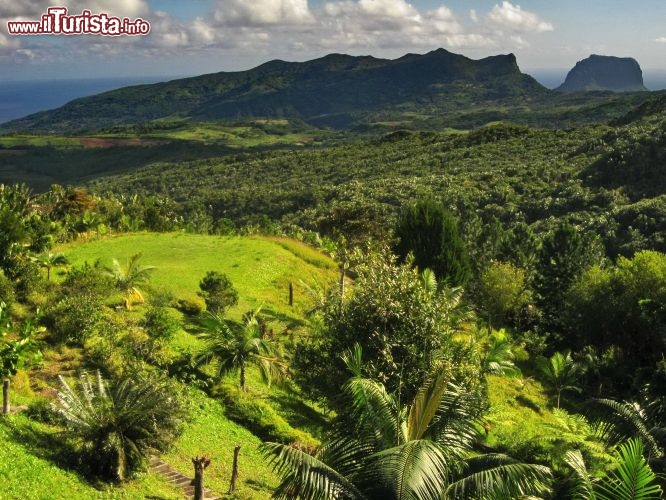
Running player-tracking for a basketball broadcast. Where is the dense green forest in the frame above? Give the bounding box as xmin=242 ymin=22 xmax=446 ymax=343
xmin=0 ymin=86 xmax=665 ymax=499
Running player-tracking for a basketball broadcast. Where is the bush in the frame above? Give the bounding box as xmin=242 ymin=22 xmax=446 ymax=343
xmin=175 ymin=297 xmax=205 ymax=316
xmin=294 ymin=246 xmax=481 ymax=406
xmin=43 ymin=295 xmax=104 ymax=345
xmin=197 ymin=271 xmax=238 ymax=314
xmin=0 ymin=271 xmax=15 ymax=306
xmin=25 ymin=397 xmax=62 ymax=425
xmin=54 ymin=371 xmax=187 ymax=482
xmin=141 ymin=306 xmax=180 ymax=342
xmin=478 ymin=261 xmax=531 ymax=329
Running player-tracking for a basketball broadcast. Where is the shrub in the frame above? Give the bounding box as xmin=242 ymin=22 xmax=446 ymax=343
xmin=43 ymin=295 xmax=104 ymax=345
xmin=0 ymin=271 xmax=15 ymax=306
xmin=175 ymin=297 xmax=205 ymax=316
xmin=54 ymin=371 xmax=187 ymax=482
xmin=197 ymin=271 xmax=238 ymax=314
xmin=141 ymin=306 xmax=180 ymax=342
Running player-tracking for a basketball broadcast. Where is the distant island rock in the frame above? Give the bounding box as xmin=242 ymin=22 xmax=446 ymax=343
xmin=557 ymin=55 xmax=647 ymax=92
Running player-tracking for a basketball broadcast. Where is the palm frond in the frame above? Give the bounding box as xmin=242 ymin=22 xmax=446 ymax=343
xmin=341 ymin=343 xmax=364 ymax=378
xmin=407 ymin=368 xmax=450 ymax=441
xmin=595 ymin=438 xmax=663 ymax=500
xmin=261 ymin=442 xmax=367 ymax=500
xmin=588 ymin=399 xmax=662 ymax=458
xmin=427 ymin=382 xmax=483 ymax=452
xmin=563 ymin=449 xmax=597 ymax=500
xmin=367 ymin=440 xmax=451 ymax=500
xmin=343 ymin=375 xmax=404 ymax=448
xmin=315 ymin=437 xmax=375 ymax=480
xmin=483 ymin=337 xmax=522 ymax=378
xmin=447 ymin=454 xmax=553 ymax=500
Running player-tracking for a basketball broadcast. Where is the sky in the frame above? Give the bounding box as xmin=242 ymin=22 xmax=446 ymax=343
xmin=1 ymin=0 xmax=665 ymax=81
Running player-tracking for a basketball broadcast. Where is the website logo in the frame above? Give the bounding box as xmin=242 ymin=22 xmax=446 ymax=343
xmin=7 ymin=6 xmax=150 ymax=36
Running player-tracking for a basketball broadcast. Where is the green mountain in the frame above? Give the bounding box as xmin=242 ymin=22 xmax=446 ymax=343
xmin=1 ymin=49 xmax=547 ymax=133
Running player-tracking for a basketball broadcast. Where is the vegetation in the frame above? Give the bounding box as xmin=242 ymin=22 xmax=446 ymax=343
xmin=198 ymin=270 xmax=239 ymax=314
xmin=1 ymin=68 xmax=666 ymax=499
xmin=294 ymin=247 xmax=476 ymax=405
xmin=54 ymin=371 xmax=186 ymax=481
xmin=394 ymin=198 xmax=471 ymax=286
xmin=196 ymin=309 xmax=287 ymax=390
xmin=264 ymin=345 xmax=551 ymax=499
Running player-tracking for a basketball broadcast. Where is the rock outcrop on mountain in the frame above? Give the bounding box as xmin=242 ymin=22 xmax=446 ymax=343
xmin=557 ymin=55 xmax=647 ymax=92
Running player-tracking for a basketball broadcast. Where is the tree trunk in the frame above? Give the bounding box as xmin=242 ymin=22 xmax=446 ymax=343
xmin=3 ymin=379 xmax=9 ymax=415
xmin=228 ymin=445 xmax=241 ymax=494
xmin=556 ymin=389 xmax=561 ymax=409
xmin=339 ymin=266 xmax=346 ymax=308
xmin=192 ymin=456 xmax=211 ymax=500
xmin=240 ymin=364 xmax=246 ymax=391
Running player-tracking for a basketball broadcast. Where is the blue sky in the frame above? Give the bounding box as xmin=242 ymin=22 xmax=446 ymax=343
xmin=1 ymin=0 xmax=665 ymax=80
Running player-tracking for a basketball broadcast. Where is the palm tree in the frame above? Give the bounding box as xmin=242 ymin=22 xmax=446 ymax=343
xmin=195 ymin=308 xmax=287 ymax=390
xmin=480 ymin=334 xmax=522 ymax=378
xmin=54 ymin=371 xmax=185 ymax=482
xmin=538 ymin=351 xmax=581 ymax=409
xmin=262 ymin=345 xmax=552 ymax=499
xmin=32 ymin=252 xmax=68 ymax=280
xmin=565 ymin=438 xmax=663 ymax=499
xmin=105 ymin=253 xmax=155 ymax=309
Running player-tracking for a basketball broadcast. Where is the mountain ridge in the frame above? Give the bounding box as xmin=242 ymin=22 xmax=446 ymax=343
xmin=0 ymin=48 xmax=546 ymax=133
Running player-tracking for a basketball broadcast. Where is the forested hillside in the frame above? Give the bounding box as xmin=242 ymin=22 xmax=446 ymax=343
xmin=0 ymin=61 xmax=665 ymax=499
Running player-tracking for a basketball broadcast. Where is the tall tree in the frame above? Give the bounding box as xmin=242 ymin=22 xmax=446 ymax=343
xmin=394 ymin=199 xmax=471 ymax=287
xmin=534 ymin=223 xmax=602 ymax=332
xmin=294 ymin=246 xmax=475 ymax=406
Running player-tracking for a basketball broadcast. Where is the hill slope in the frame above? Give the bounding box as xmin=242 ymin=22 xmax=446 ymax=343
xmin=59 ymin=233 xmax=338 ymax=325
xmin=1 ymin=49 xmax=546 ymax=133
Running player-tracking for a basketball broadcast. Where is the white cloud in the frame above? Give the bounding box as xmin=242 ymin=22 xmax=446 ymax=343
xmin=0 ymin=0 xmax=149 ymax=19
xmin=429 ymin=6 xmax=462 ymax=34
xmin=655 ymin=37 xmax=666 ymax=43
xmin=0 ymin=1 xmax=554 ymax=65
xmin=488 ymin=1 xmax=553 ymax=33
xmin=214 ymin=0 xmax=314 ymax=26
xmin=357 ymin=0 xmax=420 ymax=20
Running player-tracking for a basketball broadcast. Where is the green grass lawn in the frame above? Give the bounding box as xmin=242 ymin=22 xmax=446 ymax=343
xmin=58 ymin=232 xmax=338 ymax=328
xmin=162 ymin=390 xmax=281 ymax=499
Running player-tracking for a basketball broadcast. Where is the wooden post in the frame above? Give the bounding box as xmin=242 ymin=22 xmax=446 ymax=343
xmin=191 ymin=456 xmax=211 ymax=500
xmin=2 ymin=379 xmax=9 ymax=415
xmin=228 ymin=445 xmax=241 ymax=494
xmin=339 ymin=266 xmax=346 ymax=308
xmin=288 ymin=282 xmax=294 ymax=307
